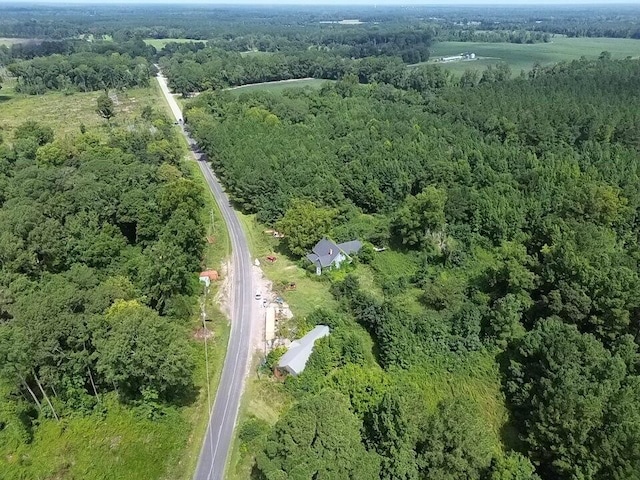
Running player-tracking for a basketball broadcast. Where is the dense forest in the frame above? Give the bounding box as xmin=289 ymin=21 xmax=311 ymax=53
xmin=0 ymin=111 xmax=204 ymax=448
xmin=1 ymin=4 xmax=639 ymax=50
xmin=186 ymin=57 xmax=640 ymax=479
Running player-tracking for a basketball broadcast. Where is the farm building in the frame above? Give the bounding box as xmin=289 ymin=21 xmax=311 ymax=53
xmin=306 ymin=238 xmax=362 ymax=275
xmin=277 ymin=325 xmax=330 ymax=376
xmin=440 ymin=52 xmax=476 ymax=62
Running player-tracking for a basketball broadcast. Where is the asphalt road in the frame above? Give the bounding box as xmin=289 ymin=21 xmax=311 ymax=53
xmin=156 ymin=72 xmax=254 ymax=480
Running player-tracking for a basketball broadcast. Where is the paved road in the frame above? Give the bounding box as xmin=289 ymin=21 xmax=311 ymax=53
xmin=156 ymin=72 xmax=254 ymax=480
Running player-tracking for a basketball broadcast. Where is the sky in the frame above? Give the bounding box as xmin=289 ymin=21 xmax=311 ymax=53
xmin=4 ymin=0 xmax=640 ymax=5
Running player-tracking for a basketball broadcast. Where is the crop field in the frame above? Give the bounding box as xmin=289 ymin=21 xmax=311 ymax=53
xmin=144 ymin=38 xmax=204 ymax=49
xmin=229 ymin=78 xmax=331 ymax=94
xmin=425 ymin=37 xmax=640 ymax=74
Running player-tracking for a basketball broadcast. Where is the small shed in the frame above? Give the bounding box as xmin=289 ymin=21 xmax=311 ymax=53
xmin=199 ymin=270 xmax=219 ymax=288
xmin=277 ymin=325 xmax=330 ymax=376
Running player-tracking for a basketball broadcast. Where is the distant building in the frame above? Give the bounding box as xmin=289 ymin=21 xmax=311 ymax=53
xmin=441 ymin=55 xmax=464 ymax=62
xmin=277 ymin=325 xmax=330 ymax=376
xmin=306 ymin=238 xmax=363 ymax=275
xmin=440 ymin=53 xmax=476 ymax=62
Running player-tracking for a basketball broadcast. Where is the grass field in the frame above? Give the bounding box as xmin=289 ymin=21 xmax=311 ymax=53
xmin=0 ymin=37 xmax=37 ymax=46
xmin=229 ymin=78 xmax=332 ymax=94
xmin=0 ymin=79 xmax=164 ymax=138
xmin=144 ymin=38 xmax=204 ymax=49
xmin=424 ymin=37 xmax=640 ymax=74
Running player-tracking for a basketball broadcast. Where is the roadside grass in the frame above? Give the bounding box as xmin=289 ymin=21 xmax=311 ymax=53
xmin=237 ymin=212 xmax=338 ymax=319
xmin=0 ymin=38 xmax=36 ymax=46
xmin=240 ymin=50 xmax=275 ymax=57
xmin=144 ymin=38 xmax=204 ymax=49
xmin=0 ymin=80 xmax=160 ymax=138
xmin=229 ymin=78 xmax=333 ymax=95
xmin=227 ymin=366 xmax=294 ymax=480
xmin=423 ymin=37 xmax=640 ymax=74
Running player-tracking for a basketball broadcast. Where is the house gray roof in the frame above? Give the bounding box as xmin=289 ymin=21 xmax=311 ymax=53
xmin=337 ymin=240 xmax=362 ymax=255
xmin=277 ymin=325 xmax=330 ymax=376
xmin=305 ymin=238 xmax=363 ymax=269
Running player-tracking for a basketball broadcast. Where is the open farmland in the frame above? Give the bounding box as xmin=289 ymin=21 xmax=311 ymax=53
xmin=424 ymin=37 xmax=640 ymax=74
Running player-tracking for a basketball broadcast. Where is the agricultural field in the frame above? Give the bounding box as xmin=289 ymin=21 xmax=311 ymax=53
xmin=425 ymin=36 xmax=640 ymax=74
xmin=144 ymin=38 xmax=204 ymax=49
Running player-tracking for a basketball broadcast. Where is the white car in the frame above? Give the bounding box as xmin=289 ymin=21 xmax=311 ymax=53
xmin=255 ymin=291 xmax=261 ymax=300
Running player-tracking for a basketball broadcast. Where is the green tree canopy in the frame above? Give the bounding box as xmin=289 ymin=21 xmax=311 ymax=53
xmin=257 ymin=390 xmax=381 ymax=479
xmin=416 ymin=398 xmax=492 ymax=479
xmin=94 ymin=300 xmax=193 ymax=401
xmin=276 ymin=199 xmax=336 ymax=256
xmin=96 ymin=92 xmax=115 ymax=121
xmin=506 ymin=319 xmax=640 ymax=479
xmin=394 ymin=186 xmax=446 ymax=249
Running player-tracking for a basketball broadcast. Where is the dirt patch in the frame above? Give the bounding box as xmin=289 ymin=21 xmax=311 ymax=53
xmin=251 ymin=264 xmax=271 ymax=354
xmin=251 ymin=262 xmax=293 ymax=355
xmin=214 ymin=260 xmax=232 ymax=319
xmin=193 ymin=327 xmax=214 ymax=340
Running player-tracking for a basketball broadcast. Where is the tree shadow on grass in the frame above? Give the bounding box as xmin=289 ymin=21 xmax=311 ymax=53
xmin=169 ymin=382 xmax=200 ymax=408
xmin=495 ymin=348 xmax=527 ymax=453
xmin=0 ymin=94 xmax=12 ymax=103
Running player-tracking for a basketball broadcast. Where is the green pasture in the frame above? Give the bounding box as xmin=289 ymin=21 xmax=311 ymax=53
xmin=425 ymin=37 xmax=640 ymax=74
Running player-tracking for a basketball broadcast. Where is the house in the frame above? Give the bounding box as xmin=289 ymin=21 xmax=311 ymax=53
xmin=277 ymin=325 xmax=330 ymax=376
xmin=306 ymin=238 xmax=363 ymax=275
xmin=198 ymin=270 xmax=219 ymax=288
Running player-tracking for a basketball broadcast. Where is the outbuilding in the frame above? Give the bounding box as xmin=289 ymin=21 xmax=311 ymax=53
xmin=198 ymin=270 xmax=219 ymax=288
xmin=277 ymin=325 xmax=330 ymax=376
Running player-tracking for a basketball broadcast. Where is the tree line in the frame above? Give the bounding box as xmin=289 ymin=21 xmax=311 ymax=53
xmin=0 ymin=112 xmax=204 ymax=447
xmin=7 ymin=50 xmax=154 ymax=94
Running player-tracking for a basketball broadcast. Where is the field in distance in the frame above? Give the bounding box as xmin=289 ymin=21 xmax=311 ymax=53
xmin=228 ymin=78 xmax=332 ymax=94
xmin=144 ymin=38 xmax=203 ymax=49
xmin=424 ymin=37 xmax=640 ymax=74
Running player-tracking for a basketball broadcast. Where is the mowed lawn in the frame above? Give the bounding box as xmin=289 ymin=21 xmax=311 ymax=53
xmin=425 ymin=37 xmax=640 ymax=74
xmin=0 ymin=79 xmax=164 ymax=137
